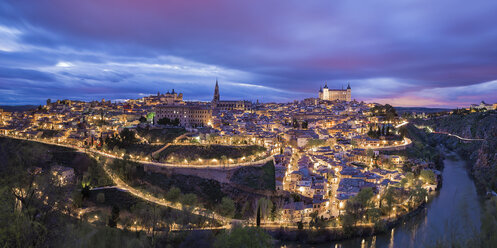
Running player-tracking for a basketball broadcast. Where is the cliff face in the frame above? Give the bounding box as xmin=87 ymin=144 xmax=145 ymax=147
xmin=415 ymin=112 xmax=497 ymax=193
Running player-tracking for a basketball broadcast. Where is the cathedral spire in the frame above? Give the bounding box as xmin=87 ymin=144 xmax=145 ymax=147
xmin=213 ymin=78 xmax=220 ymax=102
xmin=324 ymin=82 xmax=328 ymax=89
xmin=347 ymin=82 xmax=351 ymax=90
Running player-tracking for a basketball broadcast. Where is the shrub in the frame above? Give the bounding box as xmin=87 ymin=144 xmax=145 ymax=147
xmin=97 ymin=192 xmax=105 ymax=203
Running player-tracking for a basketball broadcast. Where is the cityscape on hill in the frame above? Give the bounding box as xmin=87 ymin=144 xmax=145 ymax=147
xmin=1 ymin=1 xmax=497 ymax=248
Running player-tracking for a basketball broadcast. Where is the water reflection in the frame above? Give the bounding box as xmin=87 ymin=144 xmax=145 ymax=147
xmin=388 ymin=228 xmax=394 ymax=248
xmin=279 ymin=152 xmax=482 ymax=248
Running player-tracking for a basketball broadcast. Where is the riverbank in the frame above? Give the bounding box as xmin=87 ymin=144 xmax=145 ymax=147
xmin=268 ymin=194 xmax=435 ymax=245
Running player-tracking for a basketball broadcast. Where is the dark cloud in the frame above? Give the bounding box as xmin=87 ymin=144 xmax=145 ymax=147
xmin=0 ymin=0 xmax=497 ymax=107
xmin=0 ymin=67 xmax=55 ymax=81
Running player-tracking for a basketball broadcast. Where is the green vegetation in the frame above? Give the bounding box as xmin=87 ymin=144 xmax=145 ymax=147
xmin=370 ymin=104 xmax=398 ymax=122
xmin=107 ymin=158 xmax=226 ymax=209
xmin=0 ymin=137 xmax=150 ymax=247
xmin=104 ymin=128 xmax=151 ymax=155
xmin=230 ymin=161 xmax=276 ymax=191
xmin=217 ymin=197 xmax=236 ymax=218
xmin=157 ymin=117 xmax=180 ymax=126
xmin=135 ymin=126 xmax=186 ymax=144
xmin=305 ymin=139 xmax=327 ymax=149
xmin=0 ymin=137 xmax=280 ymax=247
xmin=103 ymin=128 xmax=185 ymax=158
xmin=384 ymin=124 xmax=444 ymax=170
xmin=342 ymin=188 xmax=376 ymax=229
xmin=419 ymin=169 xmax=436 ymax=184
xmin=157 ymin=144 xmax=266 ymax=162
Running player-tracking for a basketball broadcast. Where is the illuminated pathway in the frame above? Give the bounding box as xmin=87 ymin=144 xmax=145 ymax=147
xmin=431 ymin=131 xmax=484 ymax=141
xmin=150 ymin=132 xmax=189 ymax=157
xmin=0 ymin=135 xmax=241 ymax=226
xmin=99 ymin=159 xmax=234 ymax=225
xmin=421 ymin=126 xmax=485 ymax=141
xmin=1 ymin=134 xmax=273 ymax=169
xmin=394 ymin=121 xmax=409 ymax=128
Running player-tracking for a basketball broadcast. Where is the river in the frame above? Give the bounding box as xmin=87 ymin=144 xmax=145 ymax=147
xmin=281 ymin=151 xmax=482 ymax=248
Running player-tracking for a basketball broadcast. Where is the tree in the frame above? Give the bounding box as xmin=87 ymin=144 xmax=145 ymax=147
xmin=157 ymin=117 xmax=171 ymax=125
xmin=309 ymin=211 xmax=326 ymax=229
xmin=218 ymin=197 xmax=236 ymax=218
xmin=241 ymin=201 xmax=252 ymax=219
xmin=180 ymin=193 xmax=198 ymax=208
xmin=481 ymin=198 xmax=497 ymax=247
xmin=131 ymin=202 xmax=163 ymax=245
xmin=270 ymin=203 xmax=279 ymax=221
xmin=81 ymin=181 xmax=91 ymax=199
xmin=341 ymin=213 xmax=355 ymax=231
xmin=420 ymin=169 xmax=436 ymax=185
xmin=166 ymin=187 xmax=181 ymax=203
xmin=256 ymin=205 xmax=261 ymax=227
xmin=408 ymin=185 xmax=427 ymax=208
xmin=355 ymin=187 xmax=374 ymax=208
xmin=405 ymin=172 xmax=415 ymax=186
xmin=366 ymin=208 xmax=381 ymax=223
xmin=301 ymin=120 xmax=308 ymax=129
xmin=292 ymin=118 xmax=299 ymax=128
xmin=344 ymin=187 xmax=374 ymax=226
xmin=108 ymin=205 xmax=120 ymax=228
xmin=172 ymin=118 xmax=180 ymax=126
xmin=399 ymin=126 xmax=408 ymax=138
xmin=256 ymin=198 xmax=273 ymax=223
xmin=213 ymin=227 xmax=272 ymax=248
xmin=381 ymin=187 xmax=397 ymax=213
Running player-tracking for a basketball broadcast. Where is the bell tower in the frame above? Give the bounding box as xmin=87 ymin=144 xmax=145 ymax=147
xmin=213 ymin=79 xmax=220 ymax=103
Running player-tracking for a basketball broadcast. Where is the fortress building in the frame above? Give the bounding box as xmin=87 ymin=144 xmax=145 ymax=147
xmin=143 ymin=89 xmax=183 ymax=105
xmin=211 ymin=79 xmax=252 ymax=111
xmin=318 ymin=82 xmax=351 ymax=101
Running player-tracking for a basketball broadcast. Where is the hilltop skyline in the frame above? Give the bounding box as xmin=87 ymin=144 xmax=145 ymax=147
xmin=1 ymin=0 xmax=497 ymax=107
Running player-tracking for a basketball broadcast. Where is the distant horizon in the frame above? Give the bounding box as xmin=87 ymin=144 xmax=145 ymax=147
xmin=0 ymin=94 xmax=467 ymax=110
xmin=0 ymin=89 xmax=493 ymax=109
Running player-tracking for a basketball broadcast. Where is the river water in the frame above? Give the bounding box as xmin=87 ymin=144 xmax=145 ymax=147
xmin=282 ymin=151 xmax=482 ymax=248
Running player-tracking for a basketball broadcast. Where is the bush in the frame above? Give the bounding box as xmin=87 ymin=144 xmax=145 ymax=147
xmin=180 ymin=193 xmax=198 ymax=207
xmin=166 ymin=186 xmax=181 ymax=203
xmin=217 ymin=197 xmax=236 ymax=218
xmin=420 ymin=169 xmax=436 ymax=184
xmin=97 ymin=192 xmax=105 ymax=203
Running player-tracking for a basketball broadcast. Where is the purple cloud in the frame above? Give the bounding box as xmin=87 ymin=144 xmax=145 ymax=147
xmin=0 ymin=0 xmax=497 ymax=107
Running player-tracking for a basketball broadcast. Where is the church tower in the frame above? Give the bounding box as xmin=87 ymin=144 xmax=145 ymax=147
xmin=322 ymin=82 xmax=329 ymax=100
xmin=213 ymin=79 xmax=220 ymax=103
xmin=346 ymin=82 xmax=351 ymax=101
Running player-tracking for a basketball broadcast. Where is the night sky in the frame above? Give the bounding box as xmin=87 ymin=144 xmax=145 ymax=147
xmin=1 ymin=0 xmax=497 ymax=107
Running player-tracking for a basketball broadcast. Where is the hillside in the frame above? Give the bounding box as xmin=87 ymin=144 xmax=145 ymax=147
xmin=413 ymin=111 xmax=497 ymax=193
